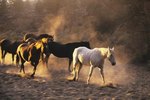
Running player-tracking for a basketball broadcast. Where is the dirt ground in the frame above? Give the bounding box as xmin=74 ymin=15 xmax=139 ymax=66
xmin=0 ymin=60 xmax=150 ymax=100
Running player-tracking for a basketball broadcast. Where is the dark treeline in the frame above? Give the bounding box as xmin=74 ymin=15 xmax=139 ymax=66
xmin=0 ymin=0 xmax=150 ymax=63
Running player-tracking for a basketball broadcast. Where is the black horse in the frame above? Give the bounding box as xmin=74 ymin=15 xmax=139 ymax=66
xmin=16 ymin=40 xmax=49 ymax=78
xmin=46 ymin=41 xmax=91 ymax=72
xmin=24 ymin=33 xmax=54 ymax=42
xmin=0 ymin=39 xmax=23 ymax=64
xmin=0 ymin=38 xmax=38 ymax=64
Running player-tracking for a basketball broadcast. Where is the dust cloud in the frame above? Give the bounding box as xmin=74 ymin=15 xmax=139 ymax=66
xmin=2 ymin=0 xmax=148 ymax=85
xmin=34 ymin=0 xmax=137 ymax=85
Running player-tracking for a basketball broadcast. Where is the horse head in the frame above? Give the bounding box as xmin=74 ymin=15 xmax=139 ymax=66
xmin=107 ymin=47 xmax=116 ymax=66
xmin=38 ymin=34 xmax=54 ymax=42
xmin=81 ymin=41 xmax=91 ymax=49
xmin=40 ymin=40 xmax=49 ymax=55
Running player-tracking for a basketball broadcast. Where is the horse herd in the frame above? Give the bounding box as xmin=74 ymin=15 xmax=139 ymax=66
xmin=0 ymin=33 xmax=116 ymax=84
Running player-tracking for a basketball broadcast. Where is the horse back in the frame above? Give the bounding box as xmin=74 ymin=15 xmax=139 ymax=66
xmin=0 ymin=39 xmax=11 ymax=47
xmin=73 ymin=47 xmax=91 ymax=64
xmin=65 ymin=42 xmax=90 ymax=54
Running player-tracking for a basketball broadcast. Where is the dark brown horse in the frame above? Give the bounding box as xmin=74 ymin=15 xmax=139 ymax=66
xmin=0 ymin=39 xmax=23 ymax=64
xmin=16 ymin=40 xmax=49 ymax=78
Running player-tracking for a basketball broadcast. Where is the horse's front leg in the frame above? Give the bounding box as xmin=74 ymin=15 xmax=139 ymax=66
xmin=31 ymin=62 xmax=38 ymax=78
xmin=2 ymin=51 xmax=7 ymax=64
xmin=98 ymin=66 xmax=105 ymax=84
xmin=87 ymin=65 xmax=94 ymax=84
xmin=1 ymin=49 xmax=3 ymax=64
xmin=45 ymin=54 xmax=50 ymax=71
xmin=12 ymin=54 xmax=14 ymax=65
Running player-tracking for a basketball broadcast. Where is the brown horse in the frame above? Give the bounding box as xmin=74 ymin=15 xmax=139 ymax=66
xmin=16 ymin=40 xmax=49 ymax=78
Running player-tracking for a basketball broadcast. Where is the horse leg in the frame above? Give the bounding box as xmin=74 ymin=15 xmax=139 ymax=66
xmin=31 ymin=64 xmax=37 ymax=78
xmin=16 ymin=54 xmax=20 ymax=67
xmin=1 ymin=49 xmax=3 ymax=64
xmin=12 ymin=54 xmax=14 ymax=64
xmin=31 ymin=62 xmax=38 ymax=78
xmin=87 ymin=65 xmax=94 ymax=84
xmin=21 ymin=59 xmax=25 ymax=74
xmin=98 ymin=67 xmax=105 ymax=84
xmin=72 ymin=61 xmax=78 ymax=81
xmin=68 ymin=59 xmax=72 ymax=72
xmin=2 ymin=51 xmax=7 ymax=64
xmin=20 ymin=61 xmax=25 ymax=74
xmin=76 ymin=62 xmax=82 ymax=81
xmin=45 ymin=54 xmax=50 ymax=70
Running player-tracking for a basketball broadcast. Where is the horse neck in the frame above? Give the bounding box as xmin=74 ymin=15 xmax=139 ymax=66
xmin=99 ymin=48 xmax=108 ymax=59
xmin=34 ymin=41 xmax=43 ymax=50
xmin=48 ymin=42 xmax=60 ymax=52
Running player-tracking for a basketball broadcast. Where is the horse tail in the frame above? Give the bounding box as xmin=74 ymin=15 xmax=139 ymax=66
xmin=72 ymin=48 xmax=79 ymax=68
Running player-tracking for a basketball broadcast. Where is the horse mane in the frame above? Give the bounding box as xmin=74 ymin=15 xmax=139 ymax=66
xmin=23 ymin=33 xmax=36 ymax=41
xmin=37 ymin=34 xmax=54 ymax=40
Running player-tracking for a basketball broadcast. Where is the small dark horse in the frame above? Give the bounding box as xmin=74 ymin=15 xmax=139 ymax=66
xmin=24 ymin=33 xmax=54 ymax=42
xmin=0 ymin=39 xmax=22 ymax=64
xmin=16 ymin=40 xmax=49 ymax=78
xmin=46 ymin=41 xmax=91 ymax=72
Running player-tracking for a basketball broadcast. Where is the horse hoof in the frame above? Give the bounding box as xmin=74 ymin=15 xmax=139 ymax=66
xmin=30 ymin=75 xmax=34 ymax=78
xmin=67 ymin=76 xmax=76 ymax=81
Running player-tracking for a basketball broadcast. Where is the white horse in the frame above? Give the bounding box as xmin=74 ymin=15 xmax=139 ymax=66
xmin=71 ymin=47 xmax=116 ymax=84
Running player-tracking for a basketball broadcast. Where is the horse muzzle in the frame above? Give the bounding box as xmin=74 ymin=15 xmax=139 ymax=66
xmin=112 ymin=62 xmax=116 ymax=66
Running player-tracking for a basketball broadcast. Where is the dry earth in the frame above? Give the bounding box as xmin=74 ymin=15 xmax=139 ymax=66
xmin=0 ymin=62 xmax=150 ymax=100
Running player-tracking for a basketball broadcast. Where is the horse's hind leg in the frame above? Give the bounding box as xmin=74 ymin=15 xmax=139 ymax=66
xmin=20 ymin=59 xmax=25 ymax=74
xmin=68 ymin=59 xmax=72 ymax=72
xmin=20 ymin=64 xmax=23 ymax=73
xmin=31 ymin=65 xmax=37 ymax=78
xmin=76 ymin=62 xmax=82 ymax=81
xmin=71 ymin=60 xmax=78 ymax=81
xmin=12 ymin=54 xmax=14 ymax=64
xmin=87 ymin=65 xmax=94 ymax=84
xmin=20 ymin=63 xmax=25 ymax=74
xmin=98 ymin=67 xmax=105 ymax=84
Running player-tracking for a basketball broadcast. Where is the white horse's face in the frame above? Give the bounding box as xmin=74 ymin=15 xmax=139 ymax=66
xmin=107 ymin=47 xmax=116 ymax=66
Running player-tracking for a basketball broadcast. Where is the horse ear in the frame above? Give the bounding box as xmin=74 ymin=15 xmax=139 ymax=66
xmin=108 ymin=46 xmax=110 ymax=50
xmin=51 ymin=35 xmax=54 ymax=38
xmin=111 ymin=47 xmax=114 ymax=51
